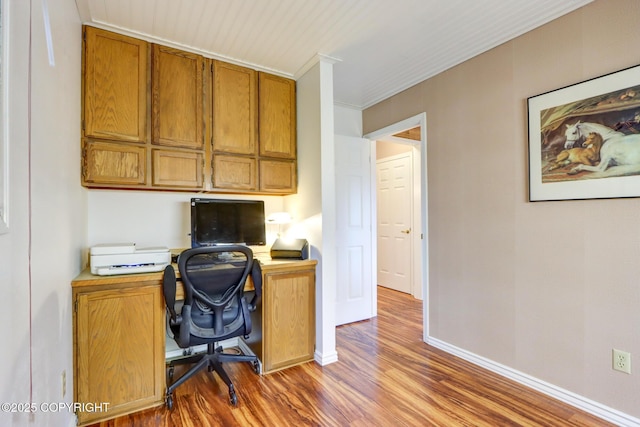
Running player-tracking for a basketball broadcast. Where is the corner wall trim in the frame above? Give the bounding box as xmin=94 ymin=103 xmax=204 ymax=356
xmin=426 ymin=337 xmax=640 ymax=427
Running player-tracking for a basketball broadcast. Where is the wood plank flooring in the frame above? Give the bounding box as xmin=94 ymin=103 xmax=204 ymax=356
xmin=90 ymin=286 xmax=614 ymax=426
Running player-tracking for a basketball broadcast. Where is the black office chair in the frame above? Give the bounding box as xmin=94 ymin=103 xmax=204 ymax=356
xmin=162 ymin=245 xmax=262 ymax=408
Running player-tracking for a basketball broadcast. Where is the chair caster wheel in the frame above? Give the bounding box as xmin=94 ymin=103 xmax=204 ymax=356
xmin=252 ymin=360 xmax=260 ymax=374
xmin=229 ymin=391 xmax=238 ymax=406
xmin=166 ymin=393 xmax=174 ymax=410
xmin=167 ymin=366 xmax=174 ymax=382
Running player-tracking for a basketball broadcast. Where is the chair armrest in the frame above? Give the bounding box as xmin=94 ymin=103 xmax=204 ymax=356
xmin=177 ymin=304 xmax=191 ymax=348
xmin=162 ymin=265 xmax=181 ymax=324
xmin=248 ymin=261 xmax=262 ymax=311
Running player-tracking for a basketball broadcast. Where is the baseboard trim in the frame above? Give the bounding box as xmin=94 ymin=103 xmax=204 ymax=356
xmin=314 ymin=349 xmax=338 ymax=366
xmin=427 ymin=337 xmax=639 ymax=427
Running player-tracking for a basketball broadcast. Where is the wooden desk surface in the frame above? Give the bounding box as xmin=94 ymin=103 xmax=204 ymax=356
xmin=72 ymin=251 xmax=317 ymax=288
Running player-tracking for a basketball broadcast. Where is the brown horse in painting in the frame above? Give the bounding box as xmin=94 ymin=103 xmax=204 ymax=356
xmin=548 ymin=132 xmax=604 ymax=173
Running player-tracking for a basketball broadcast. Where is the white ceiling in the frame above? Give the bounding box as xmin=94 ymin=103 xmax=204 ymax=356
xmin=75 ymin=0 xmax=593 ymax=110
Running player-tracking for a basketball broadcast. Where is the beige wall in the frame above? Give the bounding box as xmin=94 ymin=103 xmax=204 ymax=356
xmin=376 ymin=140 xmax=412 ymax=159
xmin=0 ymin=1 xmax=85 ymax=426
xmin=364 ymin=0 xmax=640 ymax=418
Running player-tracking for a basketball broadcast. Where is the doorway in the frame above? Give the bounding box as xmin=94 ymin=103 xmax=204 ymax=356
xmin=364 ymin=113 xmax=429 ymax=341
xmin=376 ymin=149 xmax=414 ymax=296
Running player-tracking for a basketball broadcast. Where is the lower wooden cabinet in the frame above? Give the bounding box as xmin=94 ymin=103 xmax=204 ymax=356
xmin=245 ymin=262 xmax=316 ymax=373
xmin=72 ymin=258 xmax=315 ymax=424
xmin=72 ymin=278 xmax=165 ymax=426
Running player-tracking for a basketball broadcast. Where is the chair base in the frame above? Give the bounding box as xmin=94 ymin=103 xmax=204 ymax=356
xmin=165 ymin=343 xmax=259 ymax=409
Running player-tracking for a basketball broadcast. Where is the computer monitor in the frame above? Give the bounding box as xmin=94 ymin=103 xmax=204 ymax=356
xmin=190 ymin=198 xmax=266 ymax=247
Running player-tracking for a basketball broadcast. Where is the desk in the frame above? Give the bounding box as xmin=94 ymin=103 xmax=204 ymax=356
xmin=71 ymin=255 xmax=316 ymax=426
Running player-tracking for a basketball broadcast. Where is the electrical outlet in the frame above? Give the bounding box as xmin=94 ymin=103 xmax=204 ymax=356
xmin=612 ymin=349 xmax=631 ymax=374
xmin=62 ymin=370 xmax=66 ymax=397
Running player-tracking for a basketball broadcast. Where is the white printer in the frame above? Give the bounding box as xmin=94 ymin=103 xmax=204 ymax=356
xmin=90 ymin=243 xmax=171 ymax=276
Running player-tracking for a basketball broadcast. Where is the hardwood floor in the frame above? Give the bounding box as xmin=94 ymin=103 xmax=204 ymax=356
xmin=91 ymin=287 xmax=614 ymax=426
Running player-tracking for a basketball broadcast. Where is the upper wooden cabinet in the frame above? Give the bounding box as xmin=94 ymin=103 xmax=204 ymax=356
xmin=152 ymin=149 xmax=204 ymax=188
xmin=83 ymin=26 xmax=149 ymax=143
xmin=82 ymin=139 xmax=146 ymax=186
xmin=82 ymin=27 xmax=205 ymax=191
xmin=152 ymin=45 xmax=204 ymax=150
xmin=81 ymin=26 xmax=296 ymax=194
xmin=259 ymin=159 xmax=296 ymax=194
xmin=212 ymin=61 xmax=257 ymax=155
xmin=212 ymin=70 xmax=297 ymax=193
xmin=259 ymin=72 xmax=296 ymax=159
xmin=212 ymin=154 xmax=257 ymax=191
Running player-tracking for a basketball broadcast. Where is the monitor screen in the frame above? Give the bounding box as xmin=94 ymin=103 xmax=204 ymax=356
xmin=190 ymin=198 xmax=266 ymax=247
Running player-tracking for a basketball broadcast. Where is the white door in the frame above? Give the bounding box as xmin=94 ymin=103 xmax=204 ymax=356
xmin=335 ymin=135 xmax=374 ymax=326
xmin=377 ymin=153 xmax=412 ymax=294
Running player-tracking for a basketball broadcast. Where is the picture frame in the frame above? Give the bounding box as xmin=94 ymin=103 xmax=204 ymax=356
xmin=527 ymin=64 xmax=640 ymax=201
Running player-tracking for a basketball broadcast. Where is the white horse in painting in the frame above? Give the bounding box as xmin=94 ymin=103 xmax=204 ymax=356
xmin=563 ymin=121 xmax=640 ymax=174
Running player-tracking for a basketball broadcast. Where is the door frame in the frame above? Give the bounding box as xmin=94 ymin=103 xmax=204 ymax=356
xmin=364 ymin=112 xmax=429 ymax=341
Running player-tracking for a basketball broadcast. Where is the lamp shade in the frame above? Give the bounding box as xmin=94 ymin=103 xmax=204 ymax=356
xmin=265 ymin=212 xmax=292 ymax=224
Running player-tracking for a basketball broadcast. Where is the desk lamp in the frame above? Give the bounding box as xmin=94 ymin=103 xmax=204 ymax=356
xmin=265 ymin=212 xmax=309 ymax=259
xmin=265 ymin=212 xmax=292 ymax=238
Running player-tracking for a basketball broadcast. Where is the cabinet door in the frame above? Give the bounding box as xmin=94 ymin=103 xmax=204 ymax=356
xmin=259 ymin=159 xmax=296 ymax=194
xmin=152 ymin=45 xmax=204 ymax=150
xmin=152 ymin=149 xmax=203 ymax=189
xmin=213 ymin=154 xmax=257 ymax=191
xmin=75 ymin=285 xmax=165 ymax=425
xmin=258 ymin=73 xmax=296 ymax=159
xmin=213 ymin=61 xmax=257 ymax=155
xmin=83 ymin=26 xmax=149 ymax=143
xmin=263 ymin=270 xmax=315 ymax=372
xmin=82 ymin=139 xmax=146 ymax=186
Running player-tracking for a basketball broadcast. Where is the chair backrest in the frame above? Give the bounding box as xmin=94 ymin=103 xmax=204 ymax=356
xmin=176 ymin=245 xmax=254 ymax=345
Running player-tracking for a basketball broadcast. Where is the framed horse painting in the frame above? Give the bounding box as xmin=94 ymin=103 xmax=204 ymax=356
xmin=527 ymin=64 xmax=640 ymax=201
